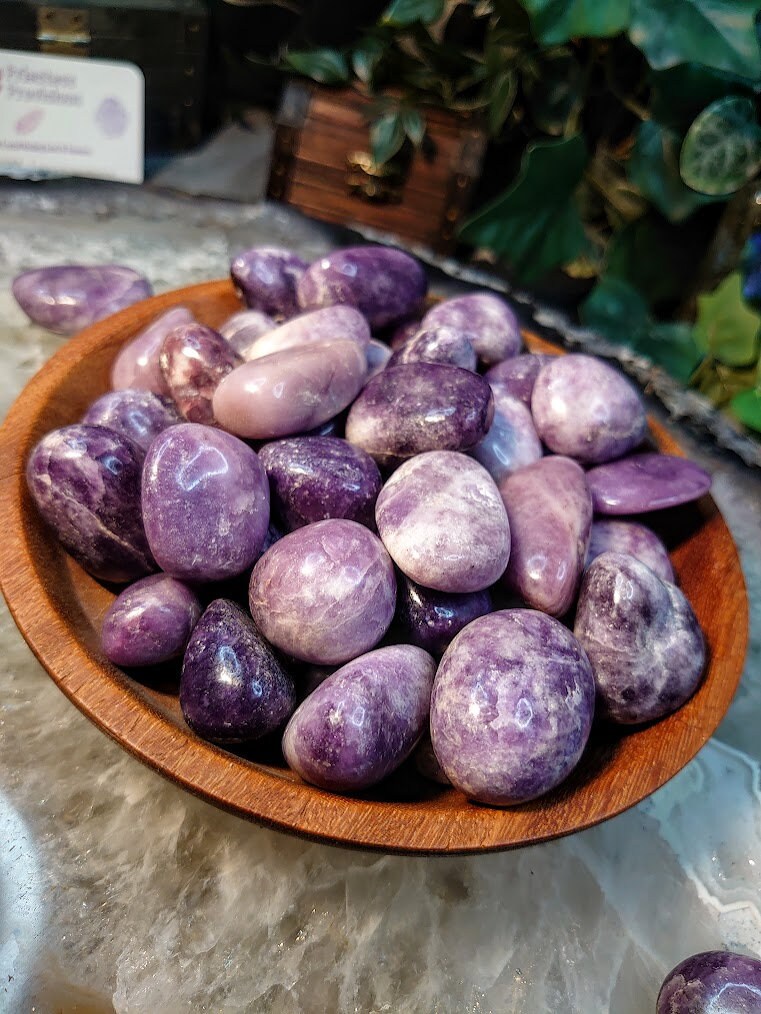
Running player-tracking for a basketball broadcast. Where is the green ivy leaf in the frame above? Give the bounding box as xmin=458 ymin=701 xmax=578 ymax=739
xmin=629 ymin=0 xmax=761 ymax=80
xmin=731 ymin=388 xmax=761 ymax=431
xmin=649 ymin=64 xmax=753 ymax=135
xmin=524 ymin=51 xmax=584 ymax=137
xmin=285 ymin=49 xmax=349 ymax=85
xmin=695 ymin=272 xmax=761 ymax=366
xmin=459 ymin=136 xmax=589 ymax=282
xmin=370 ymin=111 xmax=406 ymax=165
xmin=680 ymin=95 xmax=761 ymax=197
xmin=521 ymin=0 xmax=631 ymax=45
xmin=628 ymin=121 xmax=714 ymax=222
xmin=605 ymin=217 xmax=703 ymax=307
xmin=382 ymin=0 xmax=445 ymax=27
xmin=488 ymin=70 xmax=517 ymax=137
xmin=352 ymin=37 xmax=384 ymax=85
xmin=401 ymin=108 xmax=426 ymax=145
xmin=637 ymin=323 xmax=705 ymax=384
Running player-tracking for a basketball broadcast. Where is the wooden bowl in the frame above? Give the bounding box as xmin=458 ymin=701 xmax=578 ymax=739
xmin=0 ymin=280 xmax=748 ymax=854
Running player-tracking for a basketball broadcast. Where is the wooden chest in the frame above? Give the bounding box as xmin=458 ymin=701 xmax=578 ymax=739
xmin=268 ymin=83 xmax=487 ymax=254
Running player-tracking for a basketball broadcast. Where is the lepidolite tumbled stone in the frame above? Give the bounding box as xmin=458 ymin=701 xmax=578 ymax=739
xmin=388 ymin=326 xmax=477 ymax=372
xmin=421 ymin=291 xmax=521 ymax=365
xmin=101 ymin=574 xmax=201 ymax=667
xmin=586 ymin=453 xmax=712 ymax=514
xmin=345 ymin=363 xmax=494 ymax=468
xmin=430 ymin=610 xmax=595 ymax=805
xmin=470 ymin=387 xmax=542 ymax=483
xmin=365 ymin=339 xmax=392 ymax=380
xmin=485 ymin=353 xmax=551 ymax=405
xmin=82 ymin=389 xmax=180 ymax=454
xmin=13 ymin=265 xmax=152 ymax=335
xmin=249 ymin=519 xmax=396 ymax=665
xmin=574 ymin=552 xmax=705 ymax=724
xmin=230 ymin=247 xmax=308 ymax=318
xmin=218 ymin=309 xmax=275 ymax=358
xmin=396 ymin=577 xmax=492 ymax=655
xmin=259 ymin=436 xmax=382 ymax=531
xmin=282 ymin=644 xmax=435 ymax=792
xmin=586 ymin=519 xmax=674 ymax=583
xmin=111 ymin=306 xmax=194 ymax=395
xmin=242 ymin=305 xmax=370 ymax=362
xmin=297 ymin=246 xmax=427 ymax=328
xmin=180 ymin=599 xmax=296 ymax=744
xmin=142 ymin=423 xmax=269 ymax=582
xmin=159 ymin=323 xmax=242 ymax=424
xmin=27 ymin=424 xmax=155 ymax=582
xmin=657 ymin=951 xmax=761 ymax=1014
xmin=376 ymin=451 xmax=510 ymax=593
xmin=531 ymin=354 xmax=647 ymax=464
xmin=499 ymin=456 xmax=592 ymax=616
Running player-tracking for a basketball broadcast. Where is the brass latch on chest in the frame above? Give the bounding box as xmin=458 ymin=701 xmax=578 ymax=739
xmin=346 ymin=152 xmax=406 ymax=204
xmin=36 ymin=8 xmax=91 ymax=56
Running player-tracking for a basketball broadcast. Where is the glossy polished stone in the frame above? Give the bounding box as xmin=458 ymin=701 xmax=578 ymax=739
xmin=345 ymin=363 xmax=494 ymax=468
xmin=82 ymin=389 xmax=180 ymax=454
xmin=388 ymin=326 xmax=477 ymax=371
xmin=365 ymin=338 xmax=392 ymax=380
xmin=180 ymin=599 xmax=296 ymax=744
xmin=26 ymin=424 xmax=155 ymax=583
xmin=242 ymin=305 xmax=370 ymax=362
xmin=657 ymin=950 xmax=761 ymax=1014
xmin=213 ymin=339 xmax=367 ymax=440
xmin=142 ymin=423 xmax=270 ymax=582
xmin=111 ymin=306 xmax=194 ymax=396
xmin=470 ymin=387 xmax=542 ymax=483
xmin=430 ymin=610 xmax=595 ymax=805
xmin=259 ymin=436 xmax=382 ymax=531
xmin=249 ymin=519 xmax=396 ymax=665
xmin=485 ymin=353 xmax=551 ymax=405
xmin=159 ymin=323 xmax=242 ymax=424
xmin=396 ymin=577 xmax=492 ymax=655
xmin=230 ymin=247 xmax=307 ymax=318
xmin=218 ymin=309 xmax=275 ymax=358
xmin=587 ymin=453 xmax=713 ymax=514
xmin=12 ymin=264 xmax=152 ymax=335
xmin=421 ymin=291 xmax=521 ymax=365
xmin=586 ymin=519 xmax=674 ymax=583
xmin=499 ymin=456 xmax=592 ymax=616
xmin=575 ymin=552 xmax=705 ymax=724
xmin=101 ymin=574 xmax=201 ymax=667
xmin=282 ymin=645 xmax=435 ymax=792
xmin=297 ymin=245 xmax=427 ymax=327
xmin=376 ymin=451 xmax=510 ymax=593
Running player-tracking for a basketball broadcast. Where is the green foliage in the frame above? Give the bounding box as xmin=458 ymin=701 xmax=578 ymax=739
xmin=382 ymin=0 xmax=445 ymax=26
xmin=731 ymin=388 xmax=761 ymax=432
xmin=284 ymin=49 xmax=349 ymax=85
xmin=521 ymin=0 xmax=630 ymax=45
xmin=628 ymin=122 xmax=712 ymax=221
xmin=370 ymin=111 xmax=406 ymax=164
xmin=680 ymin=96 xmax=761 ymax=196
xmin=694 ymin=272 xmax=761 ymax=367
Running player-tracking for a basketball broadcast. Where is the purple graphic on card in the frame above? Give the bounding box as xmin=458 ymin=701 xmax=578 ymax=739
xmin=15 ymin=109 xmax=44 ymax=135
xmin=95 ymin=97 xmax=128 ymax=138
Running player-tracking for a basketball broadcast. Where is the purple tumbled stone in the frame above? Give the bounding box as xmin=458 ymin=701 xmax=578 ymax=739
xmin=282 ymin=644 xmax=435 ymax=792
xmin=485 ymin=353 xmax=551 ymax=406
xmin=657 ymin=950 xmax=761 ymax=1014
xmin=531 ymin=354 xmax=647 ymax=464
xmin=499 ymin=456 xmax=592 ymax=616
xmin=586 ymin=519 xmax=674 ymax=583
xmin=218 ymin=309 xmax=275 ymax=358
xmin=421 ymin=292 xmax=521 ymax=365
xmin=26 ymin=424 xmax=155 ymax=582
xmin=13 ymin=264 xmax=152 ymax=335
xmin=396 ymin=577 xmax=492 ymax=655
xmin=242 ymin=305 xmax=370 ymax=362
xmin=230 ymin=246 xmax=308 ymax=318
xmin=82 ymin=389 xmax=180 ymax=453
xmin=345 ymin=363 xmax=494 ymax=468
xmin=365 ymin=338 xmax=392 ymax=381
xmin=574 ymin=552 xmax=705 ymax=724
xmin=101 ymin=574 xmax=201 ymax=667
xmin=389 ymin=318 xmax=422 ymax=350
xmin=469 ymin=387 xmax=542 ymax=483
xmin=388 ymin=325 xmax=477 ymax=372
xmin=430 ymin=609 xmax=595 ymax=805
xmin=297 ymin=246 xmax=428 ymax=328
xmin=249 ymin=519 xmax=396 ymax=665
xmin=180 ymin=599 xmax=296 ymax=744
xmin=142 ymin=423 xmax=270 ymax=582
xmin=259 ymin=436 xmax=382 ymax=531
xmin=376 ymin=451 xmax=510 ymax=593
xmin=586 ymin=453 xmax=712 ymax=514
xmin=159 ymin=323 xmax=242 ymax=424
xmin=111 ymin=306 xmax=194 ymax=395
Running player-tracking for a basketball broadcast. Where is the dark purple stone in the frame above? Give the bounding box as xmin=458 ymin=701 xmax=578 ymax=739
xmin=82 ymin=389 xmax=180 ymax=453
xmin=485 ymin=354 xmax=551 ymax=406
xmin=230 ymin=247 xmax=308 ymax=318
xmin=26 ymin=424 xmax=155 ymax=582
xmin=396 ymin=577 xmax=492 ymax=655
xmin=180 ymin=599 xmax=296 ymax=744
xmin=586 ymin=453 xmax=712 ymax=514
xmin=657 ymin=950 xmax=761 ymax=1014
xmin=388 ymin=326 xmax=477 ymax=372
xmin=421 ymin=291 xmax=521 ymax=365
xmin=101 ymin=574 xmax=201 ymax=667
xmin=586 ymin=519 xmax=674 ymax=583
xmin=159 ymin=323 xmax=242 ymax=424
xmin=259 ymin=436 xmax=382 ymax=531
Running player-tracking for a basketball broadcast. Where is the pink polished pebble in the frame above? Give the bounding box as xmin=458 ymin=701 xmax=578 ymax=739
xmin=111 ymin=306 xmax=195 ymax=395
xmin=159 ymin=323 xmax=242 ymax=424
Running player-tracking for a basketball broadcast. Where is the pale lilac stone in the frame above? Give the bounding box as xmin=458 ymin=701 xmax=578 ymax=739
xmin=657 ymin=951 xmax=761 ymax=1014
xmin=249 ymin=519 xmax=396 ymax=665
xmin=388 ymin=325 xmax=477 ymax=371
xmin=111 ymin=306 xmax=194 ymax=395
xmin=13 ymin=265 xmax=152 ymax=335
xmin=470 ymin=388 xmax=542 ymax=483
xmin=218 ymin=310 xmax=275 ymax=358
xmin=365 ymin=339 xmax=392 ymax=380
xmin=159 ymin=323 xmax=242 ymax=424
xmin=142 ymin=423 xmax=270 ymax=582
xmin=376 ymin=451 xmax=510 ymax=593
xmin=586 ymin=519 xmax=674 ymax=583
xmin=586 ymin=453 xmax=712 ymax=514
xmin=531 ymin=354 xmax=647 ymax=464
xmin=213 ymin=339 xmax=367 ymax=441
xmin=243 ymin=305 xmax=370 ymax=362
xmin=430 ymin=610 xmax=595 ymax=805
xmin=297 ymin=246 xmax=428 ymax=328
xmin=499 ymin=456 xmax=592 ymax=616
xmin=82 ymin=389 xmax=180 ymax=454
xmin=485 ymin=353 xmax=552 ymax=406
xmin=26 ymin=424 xmax=155 ymax=583
xmin=101 ymin=574 xmax=201 ymax=667
xmin=421 ymin=292 xmax=521 ymax=365
xmin=282 ymin=644 xmax=435 ymax=792
xmin=230 ymin=247 xmax=308 ymax=318
xmin=396 ymin=576 xmax=492 ymax=655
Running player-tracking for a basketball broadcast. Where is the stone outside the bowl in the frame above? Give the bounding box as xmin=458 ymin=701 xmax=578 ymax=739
xmin=656 ymin=950 xmax=761 ymax=1014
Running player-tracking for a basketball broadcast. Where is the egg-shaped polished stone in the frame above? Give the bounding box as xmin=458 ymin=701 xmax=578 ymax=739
xmin=421 ymin=291 xmax=521 ymax=365
xmin=213 ymin=339 xmax=368 ymax=441
xmin=499 ymin=456 xmax=592 ymax=616
xmin=111 ymin=306 xmax=194 ymax=395
xmin=586 ymin=453 xmax=712 ymax=514
xmin=485 ymin=353 xmax=551 ymax=406
xmin=531 ymin=354 xmax=647 ymax=464
xmin=159 ymin=323 xmax=242 ymax=424
xmin=101 ymin=574 xmax=201 ymax=667
xmin=230 ymin=246 xmax=308 ymax=318
xmin=430 ymin=610 xmax=595 ymax=805
xmin=657 ymin=950 xmax=761 ymax=1014
xmin=388 ymin=325 xmax=477 ymax=371
xmin=586 ymin=519 xmax=674 ymax=582
xmin=376 ymin=451 xmax=510 ymax=593
xmin=26 ymin=424 xmax=155 ymax=582
xmin=470 ymin=387 xmax=542 ymax=483
xmin=396 ymin=577 xmax=492 ymax=655
xmin=142 ymin=423 xmax=270 ymax=582
xmin=282 ymin=644 xmax=435 ymax=792
xmin=218 ymin=309 xmax=275 ymax=358
xmin=297 ymin=245 xmax=427 ymax=328
xmin=249 ymin=519 xmax=396 ymax=665
xmin=82 ymin=389 xmax=180 ymax=454
xmin=242 ymin=305 xmax=370 ymax=362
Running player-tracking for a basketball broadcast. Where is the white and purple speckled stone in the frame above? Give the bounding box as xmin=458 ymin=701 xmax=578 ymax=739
xmin=376 ymin=451 xmax=510 ymax=593
xmin=656 ymin=951 xmax=761 ymax=1014
xmin=230 ymin=247 xmax=308 ymax=318
xmin=430 ymin=609 xmax=595 ymax=805
xmin=470 ymin=387 xmax=542 ymax=483
xmin=159 ymin=323 xmax=242 ymax=425
xmin=421 ymin=292 xmax=521 ymax=365
xmin=26 ymin=424 xmax=155 ymax=583
xmin=111 ymin=306 xmax=194 ymax=395
xmin=218 ymin=309 xmax=275 ymax=358
xmin=249 ymin=519 xmax=396 ymax=665
xmin=531 ymin=354 xmax=647 ymax=464
xmin=282 ymin=644 xmax=435 ymax=792
xmin=297 ymin=246 xmax=427 ymax=328
xmin=101 ymin=574 xmax=201 ymax=667
xmin=499 ymin=456 xmax=592 ymax=616
xmin=586 ymin=519 xmax=674 ymax=583
xmin=575 ymin=552 xmax=705 ymax=724
xmin=364 ymin=339 xmax=392 ymax=381
xmin=82 ymin=389 xmax=180 ymax=454
xmin=142 ymin=423 xmax=270 ymax=582
xmin=395 ymin=577 xmax=492 ymax=655
xmin=485 ymin=353 xmax=552 ymax=405
xmin=242 ymin=305 xmax=370 ymax=362
xmin=388 ymin=326 xmax=477 ymax=372
xmin=586 ymin=453 xmax=712 ymax=514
